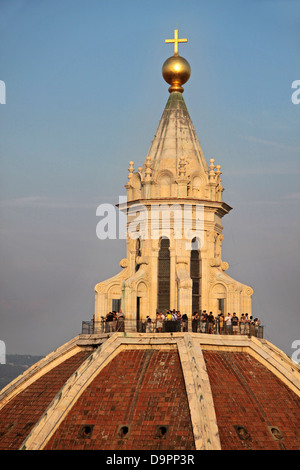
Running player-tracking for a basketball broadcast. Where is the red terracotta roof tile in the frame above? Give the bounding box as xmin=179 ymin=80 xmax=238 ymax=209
xmin=203 ymin=351 xmax=300 ymax=450
xmin=0 ymin=351 xmax=91 ymax=450
xmin=45 ymin=349 xmax=195 ymax=450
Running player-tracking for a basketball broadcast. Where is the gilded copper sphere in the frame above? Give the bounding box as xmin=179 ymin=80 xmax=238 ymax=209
xmin=162 ymin=55 xmax=191 ymax=93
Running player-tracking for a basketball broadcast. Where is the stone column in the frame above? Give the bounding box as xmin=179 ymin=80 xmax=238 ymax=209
xmin=149 ymin=242 xmax=160 ymax=315
xmin=177 ymin=258 xmax=192 ymax=316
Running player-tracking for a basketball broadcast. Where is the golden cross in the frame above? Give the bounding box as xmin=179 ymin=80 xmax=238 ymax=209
xmin=165 ymin=29 xmax=188 ymax=56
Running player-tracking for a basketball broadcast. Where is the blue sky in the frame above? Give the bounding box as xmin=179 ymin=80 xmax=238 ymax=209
xmin=0 ymin=0 xmax=299 ymax=356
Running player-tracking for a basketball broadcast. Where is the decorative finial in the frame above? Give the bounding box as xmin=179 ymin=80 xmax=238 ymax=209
xmin=165 ymin=29 xmax=188 ymax=57
xmin=162 ymin=29 xmax=191 ymax=93
xmin=145 ymin=156 xmax=152 ymax=182
xmin=128 ymin=161 xmax=134 ymax=180
xmin=216 ymin=165 xmax=224 ymax=200
xmin=209 ymin=159 xmax=216 ymax=181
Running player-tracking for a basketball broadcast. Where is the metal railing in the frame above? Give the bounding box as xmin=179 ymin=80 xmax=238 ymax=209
xmin=81 ymin=319 xmax=264 ymax=338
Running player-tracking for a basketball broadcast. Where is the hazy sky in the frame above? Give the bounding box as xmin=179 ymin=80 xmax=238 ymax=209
xmin=0 ymin=0 xmax=299 ymax=357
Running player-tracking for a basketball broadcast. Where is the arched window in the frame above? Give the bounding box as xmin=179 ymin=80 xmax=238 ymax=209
xmin=190 ymin=237 xmax=201 ymax=313
xmin=157 ymin=238 xmax=170 ymax=311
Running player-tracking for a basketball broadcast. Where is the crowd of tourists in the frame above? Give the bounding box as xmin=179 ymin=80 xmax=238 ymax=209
xmin=90 ymin=309 xmax=262 ymax=336
xmin=145 ymin=310 xmax=261 ymax=335
xmin=190 ymin=311 xmax=261 ymax=335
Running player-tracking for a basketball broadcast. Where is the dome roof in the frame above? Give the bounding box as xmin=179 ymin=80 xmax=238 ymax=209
xmin=0 ymin=332 xmax=299 ymax=450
